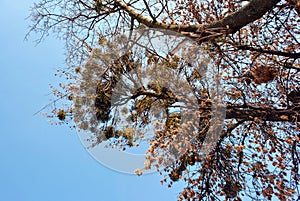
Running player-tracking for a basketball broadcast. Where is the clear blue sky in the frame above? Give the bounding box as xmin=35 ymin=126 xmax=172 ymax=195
xmin=0 ymin=0 xmax=183 ymax=200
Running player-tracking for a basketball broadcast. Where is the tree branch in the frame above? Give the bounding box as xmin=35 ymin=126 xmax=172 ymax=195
xmin=236 ymin=44 xmax=300 ymax=59
xmin=142 ymin=0 xmax=156 ymax=22
xmin=124 ymin=89 xmax=300 ymax=122
xmin=204 ymin=0 xmax=280 ymax=32
xmin=115 ymin=0 xmax=280 ymax=42
xmin=226 ymin=105 xmax=300 ymax=122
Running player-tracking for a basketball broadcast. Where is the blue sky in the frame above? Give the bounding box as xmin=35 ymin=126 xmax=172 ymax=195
xmin=0 ymin=0 xmax=183 ymax=200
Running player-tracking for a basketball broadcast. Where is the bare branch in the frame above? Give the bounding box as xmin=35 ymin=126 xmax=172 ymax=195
xmin=236 ymin=44 xmax=300 ymax=59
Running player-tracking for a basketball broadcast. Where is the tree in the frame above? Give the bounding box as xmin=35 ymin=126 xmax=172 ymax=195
xmin=28 ymin=0 xmax=300 ymax=200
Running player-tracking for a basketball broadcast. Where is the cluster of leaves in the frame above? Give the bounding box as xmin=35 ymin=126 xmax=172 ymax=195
xmin=70 ymin=33 xmax=213 ymax=154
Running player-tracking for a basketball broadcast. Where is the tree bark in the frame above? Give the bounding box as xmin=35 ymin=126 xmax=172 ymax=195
xmin=226 ymin=105 xmax=300 ymax=122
